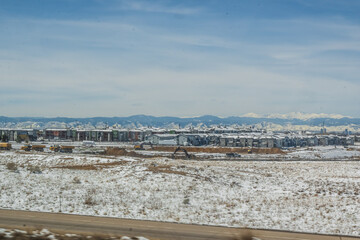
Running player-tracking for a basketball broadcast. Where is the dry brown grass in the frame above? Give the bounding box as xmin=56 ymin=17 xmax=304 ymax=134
xmin=104 ymin=147 xmax=156 ymax=158
xmin=350 ymin=156 xmax=360 ymax=160
xmin=152 ymin=146 xmax=285 ymax=154
xmin=53 ymin=161 xmax=130 ymax=170
xmin=97 ymin=161 xmax=129 ymax=167
xmin=54 ymin=165 xmax=98 ymax=170
xmin=147 ymin=164 xmax=187 ymax=176
xmin=104 ymin=147 xmax=128 ymax=156
xmin=105 ymin=146 xmax=285 ymax=159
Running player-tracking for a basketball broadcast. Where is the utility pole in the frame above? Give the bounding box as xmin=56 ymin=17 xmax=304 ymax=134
xmin=59 ymin=192 xmax=62 ymax=212
xmin=59 ymin=181 xmax=64 ymax=212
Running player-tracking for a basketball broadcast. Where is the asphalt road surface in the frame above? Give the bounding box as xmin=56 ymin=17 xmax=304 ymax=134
xmin=0 ymin=209 xmax=358 ymax=240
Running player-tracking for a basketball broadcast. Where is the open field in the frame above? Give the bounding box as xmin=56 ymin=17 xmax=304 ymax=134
xmin=0 ymin=148 xmax=360 ymax=236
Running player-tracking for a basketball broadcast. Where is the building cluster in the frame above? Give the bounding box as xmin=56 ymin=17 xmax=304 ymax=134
xmin=148 ymin=133 xmax=356 ymax=147
xmin=0 ymin=127 xmax=358 ymax=148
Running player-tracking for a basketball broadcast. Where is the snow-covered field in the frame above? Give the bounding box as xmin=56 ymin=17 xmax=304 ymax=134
xmin=285 ymin=145 xmax=360 ymax=160
xmin=0 ymin=228 xmax=148 ymax=240
xmin=0 ymin=148 xmax=360 ymax=236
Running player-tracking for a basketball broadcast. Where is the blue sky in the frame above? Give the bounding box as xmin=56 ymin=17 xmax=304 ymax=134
xmin=1 ymin=0 xmax=359 ymax=117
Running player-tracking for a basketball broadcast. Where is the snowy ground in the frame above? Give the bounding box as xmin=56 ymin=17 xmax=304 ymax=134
xmin=0 ymin=148 xmax=359 ymax=236
xmin=285 ymin=145 xmax=360 ymax=160
xmin=0 ymin=228 xmax=148 ymax=240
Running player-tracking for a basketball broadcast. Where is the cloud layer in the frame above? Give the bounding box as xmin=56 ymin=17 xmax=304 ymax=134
xmin=0 ymin=0 xmax=359 ymax=117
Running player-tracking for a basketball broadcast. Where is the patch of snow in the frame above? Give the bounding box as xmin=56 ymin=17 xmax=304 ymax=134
xmin=40 ymin=229 xmax=51 ymax=235
xmin=0 ymin=227 xmax=147 ymax=240
xmin=64 ymin=234 xmax=79 ymax=237
xmin=13 ymin=229 xmax=27 ymax=234
xmin=120 ymin=237 xmax=132 ymax=240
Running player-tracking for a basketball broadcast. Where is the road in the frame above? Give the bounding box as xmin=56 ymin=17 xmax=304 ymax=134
xmin=0 ymin=209 xmax=359 ymax=240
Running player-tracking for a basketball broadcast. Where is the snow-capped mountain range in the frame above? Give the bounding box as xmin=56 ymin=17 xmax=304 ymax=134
xmin=0 ymin=113 xmax=359 ymax=132
xmin=242 ymin=112 xmax=351 ymax=120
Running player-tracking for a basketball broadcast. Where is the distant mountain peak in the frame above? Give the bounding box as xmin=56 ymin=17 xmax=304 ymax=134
xmin=241 ymin=113 xmax=263 ymax=118
xmin=242 ymin=112 xmax=350 ymax=120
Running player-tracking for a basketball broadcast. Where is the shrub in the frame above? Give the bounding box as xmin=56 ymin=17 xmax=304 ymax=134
xmin=27 ymin=165 xmax=42 ymax=174
xmin=84 ymin=189 xmax=97 ymax=206
xmin=6 ymin=162 xmax=17 ymax=171
xmin=84 ymin=195 xmax=96 ymax=206
xmin=73 ymin=177 xmax=81 ymax=184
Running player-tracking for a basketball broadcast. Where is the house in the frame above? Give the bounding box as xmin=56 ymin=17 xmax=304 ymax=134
xmin=44 ymin=129 xmax=70 ymax=140
xmin=318 ymin=136 xmax=328 ymax=146
xmin=0 ymin=128 xmax=37 ymax=141
xmin=111 ymin=129 xmax=129 ymax=142
xmin=128 ymin=130 xmax=145 ymax=142
xmin=147 ymin=134 xmax=178 ymax=145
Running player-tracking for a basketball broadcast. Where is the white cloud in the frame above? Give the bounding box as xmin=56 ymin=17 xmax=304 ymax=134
xmin=118 ymin=0 xmax=201 ymax=15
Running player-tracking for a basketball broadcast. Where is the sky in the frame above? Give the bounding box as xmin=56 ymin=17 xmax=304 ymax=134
xmin=0 ymin=0 xmax=359 ymax=118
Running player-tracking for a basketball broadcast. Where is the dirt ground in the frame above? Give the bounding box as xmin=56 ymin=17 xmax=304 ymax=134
xmin=151 ymin=146 xmax=285 ymax=154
